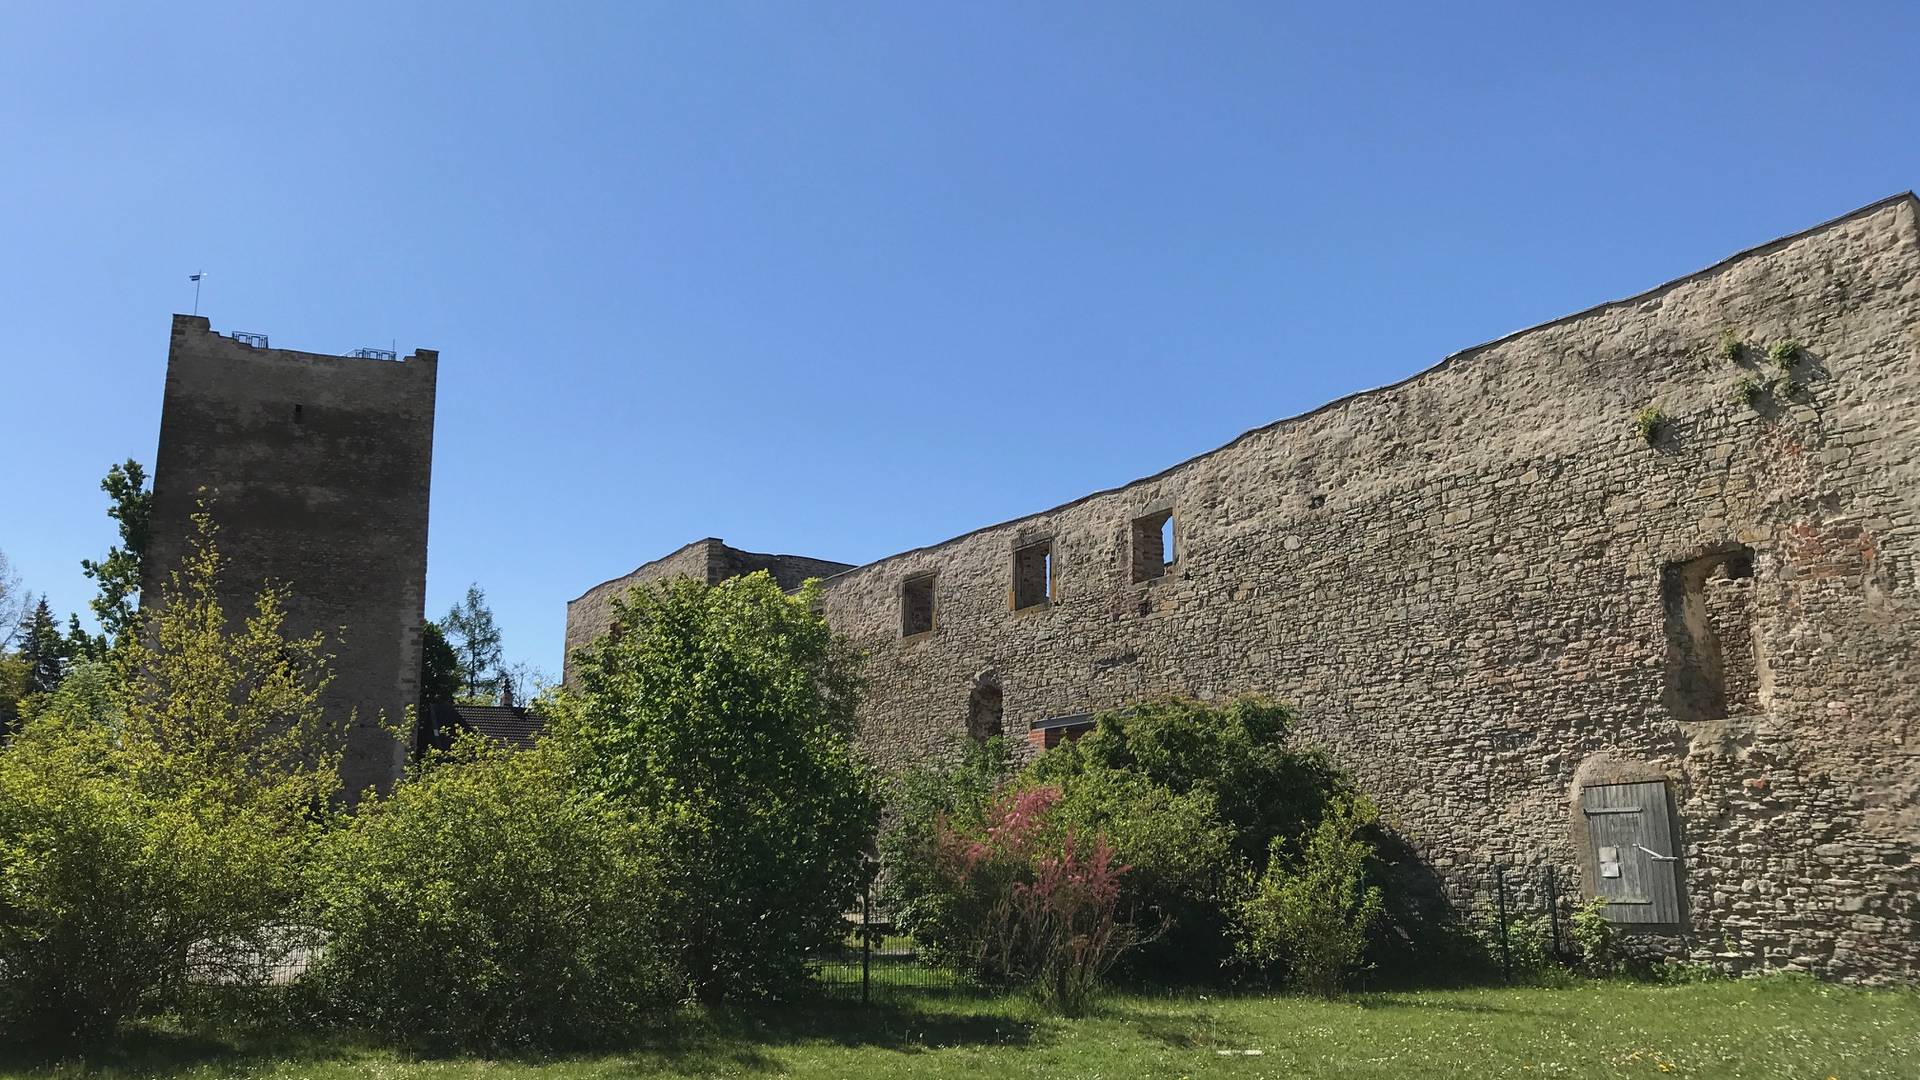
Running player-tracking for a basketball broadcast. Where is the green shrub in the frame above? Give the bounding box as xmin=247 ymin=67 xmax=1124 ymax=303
xmin=1767 ymin=339 xmax=1804 ymax=371
xmin=886 ymin=697 xmax=1354 ymax=985
xmin=551 ymin=572 xmax=881 ymax=1002
xmin=0 ymin=513 xmax=342 ymax=1041
xmin=1236 ymin=794 xmax=1384 ymax=996
xmin=1633 ymin=405 xmax=1666 ymax=444
xmin=1569 ymin=897 xmax=1626 ymax=974
xmin=929 ymin=785 xmax=1137 ymax=1012
xmin=306 ymin=737 xmax=675 ymax=1050
xmin=878 ymin=735 xmax=1017 ymax=972
xmin=1733 ymin=375 xmax=1765 ymax=408
xmin=1717 ymin=328 xmax=1745 ymax=363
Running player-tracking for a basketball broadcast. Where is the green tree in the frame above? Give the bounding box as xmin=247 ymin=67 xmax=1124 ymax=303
xmin=439 ymin=584 xmax=503 ymax=701
xmin=0 ymin=510 xmax=344 ymax=1039
xmin=307 ymin=736 xmax=676 ymax=1050
xmin=76 ymin=459 xmax=151 ymax=654
xmin=0 ymin=549 xmax=23 ymax=650
xmin=418 ymin=621 xmax=461 ymax=705
xmin=0 ymin=655 xmax=27 ymax=736
xmin=15 ymin=597 xmax=69 ymax=697
xmin=550 ymin=572 xmax=879 ymax=1001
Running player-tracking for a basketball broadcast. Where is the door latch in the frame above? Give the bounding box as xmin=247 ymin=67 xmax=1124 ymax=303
xmin=1634 ymin=843 xmax=1678 ymax=863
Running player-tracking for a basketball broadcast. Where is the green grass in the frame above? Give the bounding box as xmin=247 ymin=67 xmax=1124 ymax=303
xmin=4 ymin=977 xmax=1915 ymax=1079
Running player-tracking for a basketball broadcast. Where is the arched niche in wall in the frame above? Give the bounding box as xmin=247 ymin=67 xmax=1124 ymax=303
xmin=967 ymin=670 xmax=1004 ymax=743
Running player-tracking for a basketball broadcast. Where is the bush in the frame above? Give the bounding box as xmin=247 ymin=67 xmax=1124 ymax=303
xmin=0 ymin=513 xmax=342 ymax=1041
xmin=1236 ymin=793 xmax=1384 ymax=996
xmin=1031 ymin=696 xmax=1350 ymax=979
xmin=551 ymin=572 xmax=881 ymax=1002
xmin=886 ymin=697 xmax=1363 ymax=986
xmin=878 ymin=735 xmax=1017 ymax=971
xmin=305 ymin=737 xmax=675 ymax=1050
xmin=931 ymin=785 xmax=1136 ymax=1012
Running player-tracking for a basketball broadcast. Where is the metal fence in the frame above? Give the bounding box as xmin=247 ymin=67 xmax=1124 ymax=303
xmin=184 ymin=926 xmax=323 ymax=988
xmin=1475 ymin=862 xmax=1584 ymax=981
xmin=810 ymin=877 xmax=972 ymax=1002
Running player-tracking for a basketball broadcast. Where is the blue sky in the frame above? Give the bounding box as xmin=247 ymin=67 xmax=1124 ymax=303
xmin=4 ymin=3 xmax=1917 ymax=679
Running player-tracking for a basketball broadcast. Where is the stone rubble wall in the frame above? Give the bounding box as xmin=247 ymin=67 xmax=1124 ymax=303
xmin=562 ymin=196 xmax=1920 ymax=983
xmin=145 ymin=316 xmax=437 ymax=798
xmin=804 ymin=196 xmax=1920 ymax=984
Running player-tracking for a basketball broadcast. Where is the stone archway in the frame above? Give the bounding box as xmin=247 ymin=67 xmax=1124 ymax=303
xmin=967 ymin=671 xmax=1004 ymax=742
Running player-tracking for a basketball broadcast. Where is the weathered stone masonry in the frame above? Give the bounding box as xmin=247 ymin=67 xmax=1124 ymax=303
xmin=145 ymin=315 xmax=436 ymax=797
xmin=569 ymin=196 xmax=1920 ymax=983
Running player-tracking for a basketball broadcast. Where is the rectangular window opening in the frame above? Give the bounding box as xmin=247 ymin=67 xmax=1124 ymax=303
xmin=901 ymin=573 xmax=936 ymax=637
xmin=1013 ymin=540 xmax=1053 ymax=610
xmin=1131 ymin=509 xmax=1175 ymax=583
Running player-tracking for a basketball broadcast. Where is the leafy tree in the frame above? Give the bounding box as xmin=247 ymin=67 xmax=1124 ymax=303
xmin=439 ymin=584 xmax=503 ymax=701
xmin=418 ymin=621 xmax=461 ymax=705
xmin=307 ymin=735 xmax=676 ymax=1050
xmin=0 ymin=510 xmax=344 ymax=1039
xmin=0 ymin=655 xmax=27 ymax=737
xmin=15 ymin=598 xmax=69 ymax=697
xmin=0 ymin=549 xmax=23 ymax=650
xmin=550 ymin=572 xmax=880 ymax=1002
xmin=76 ymin=460 xmax=150 ymax=654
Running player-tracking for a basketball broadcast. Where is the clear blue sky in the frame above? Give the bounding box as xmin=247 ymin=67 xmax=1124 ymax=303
xmin=4 ymin=3 xmax=1917 ymax=679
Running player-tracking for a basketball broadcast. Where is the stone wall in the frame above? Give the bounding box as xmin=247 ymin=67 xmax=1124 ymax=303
xmin=804 ymin=195 xmax=1920 ymax=984
xmin=144 ymin=315 xmax=436 ymax=797
xmin=566 ymin=195 xmax=1920 ymax=984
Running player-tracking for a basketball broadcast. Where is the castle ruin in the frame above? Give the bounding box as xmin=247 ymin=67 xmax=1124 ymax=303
xmin=144 ymin=315 xmax=437 ymax=796
xmin=568 ymin=194 xmax=1920 ymax=983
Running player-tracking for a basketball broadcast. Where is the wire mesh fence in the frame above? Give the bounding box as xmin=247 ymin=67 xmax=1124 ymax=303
xmin=808 ymin=871 xmax=975 ymax=1002
xmin=184 ymin=925 xmax=323 ymax=988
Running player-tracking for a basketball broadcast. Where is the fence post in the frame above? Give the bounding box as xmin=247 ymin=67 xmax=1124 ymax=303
xmin=1546 ymin=865 xmax=1563 ymax=962
xmin=861 ymin=868 xmax=872 ymax=1006
xmin=1495 ymin=863 xmax=1511 ymax=984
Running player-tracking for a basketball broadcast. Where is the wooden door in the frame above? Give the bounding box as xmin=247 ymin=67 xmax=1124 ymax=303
xmin=1581 ymin=781 xmax=1684 ymax=925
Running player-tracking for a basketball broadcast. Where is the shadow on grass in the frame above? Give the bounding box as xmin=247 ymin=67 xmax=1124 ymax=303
xmin=0 ymin=1021 xmax=371 ymax=1077
xmin=0 ymin=992 xmax=1043 ymax=1078
xmin=1348 ymin=990 xmax=1573 ymax=1018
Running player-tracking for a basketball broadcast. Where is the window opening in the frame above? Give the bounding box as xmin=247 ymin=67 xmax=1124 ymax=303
xmin=1013 ymin=540 xmax=1053 ymax=609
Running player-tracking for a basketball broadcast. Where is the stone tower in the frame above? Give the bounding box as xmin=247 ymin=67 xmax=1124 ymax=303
xmin=143 ymin=315 xmax=437 ymax=796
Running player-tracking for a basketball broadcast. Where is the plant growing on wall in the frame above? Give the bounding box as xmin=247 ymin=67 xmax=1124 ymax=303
xmin=1717 ymin=328 xmax=1745 ymax=363
xmin=1767 ymin=339 xmax=1804 ymax=371
xmin=1633 ymin=406 xmax=1667 ymax=444
xmin=1733 ymin=376 xmax=1765 ymax=408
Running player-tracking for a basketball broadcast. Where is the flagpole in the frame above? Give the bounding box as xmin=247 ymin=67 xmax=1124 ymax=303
xmin=191 ymin=271 xmax=205 ymax=315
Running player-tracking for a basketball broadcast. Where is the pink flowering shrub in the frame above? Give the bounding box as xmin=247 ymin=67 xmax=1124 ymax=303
xmin=932 ymin=785 xmax=1136 ymax=1012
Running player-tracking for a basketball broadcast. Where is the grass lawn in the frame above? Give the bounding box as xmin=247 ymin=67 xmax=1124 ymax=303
xmin=4 ymin=977 xmax=1915 ymax=1079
